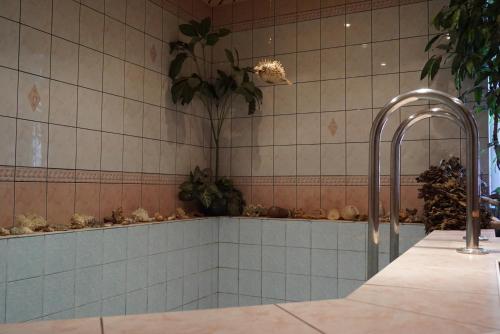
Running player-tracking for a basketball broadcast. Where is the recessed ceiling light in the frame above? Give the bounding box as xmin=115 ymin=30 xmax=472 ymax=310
xmin=361 ymin=43 xmax=368 ymax=48
xmin=345 ymin=23 xmax=351 ymax=27
xmin=380 ymin=62 xmax=387 ymax=67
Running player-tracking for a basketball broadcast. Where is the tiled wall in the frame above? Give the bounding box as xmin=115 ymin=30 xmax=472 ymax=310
xmin=217 ymin=217 xmax=424 ymax=306
xmin=0 ymin=217 xmax=425 ymax=323
xmin=209 ymin=0 xmax=490 ymax=215
xmin=0 ymin=218 xmax=219 ymax=323
xmin=0 ymin=0 xmax=213 ymax=228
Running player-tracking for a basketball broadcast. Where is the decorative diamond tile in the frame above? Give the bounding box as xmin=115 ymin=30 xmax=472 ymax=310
xmin=28 ymin=85 xmax=41 ymax=112
xmin=328 ymin=118 xmax=338 ymax=136
xmin=150 ymin=44 xmax=157 ymax=63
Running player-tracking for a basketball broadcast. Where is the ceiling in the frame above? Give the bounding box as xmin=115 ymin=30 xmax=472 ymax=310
xmin=201 ymin=0 xmax=249 ymax=6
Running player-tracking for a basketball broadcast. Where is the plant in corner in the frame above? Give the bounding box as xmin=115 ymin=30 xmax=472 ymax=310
xmin=421 ymin=0 xmax=499 ymax=169
xmin=168 ymin=17 xmax=263 ymax=215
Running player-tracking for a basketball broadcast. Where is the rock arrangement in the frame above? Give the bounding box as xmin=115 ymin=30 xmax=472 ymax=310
xmin=417 ymin=157 xmax=490 ymax=233
xmin=243 ymin=204 xmax=366 ymax=221
xmin=0 ymin=207 xmax=196 ymax=237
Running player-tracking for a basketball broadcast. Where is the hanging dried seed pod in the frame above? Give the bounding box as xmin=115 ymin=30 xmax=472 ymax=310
xmin=254 ymin=59 xmax=292 ymax=85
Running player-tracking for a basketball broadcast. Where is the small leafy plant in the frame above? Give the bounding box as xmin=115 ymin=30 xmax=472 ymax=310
xmin=179 ymin=167 xmax=245 ymax=216
xmin=169 ymin=17 xmax=263 ymax=179
xmin=421 ymin=0 xmax=499 ymax=168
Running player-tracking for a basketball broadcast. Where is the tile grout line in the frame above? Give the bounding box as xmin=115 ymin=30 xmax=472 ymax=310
xmin=274 ymin=304 xmax=327 ymax=334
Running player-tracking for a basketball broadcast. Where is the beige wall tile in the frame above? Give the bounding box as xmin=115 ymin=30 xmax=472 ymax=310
xmin=400 ymin=36 xmax=428 ymax=72
xmin=76 ymin=128 xmax=101 ymax=170
xmin=372 ymin=40 xmax=398 ymax=75
xmin=16 ymin=119 xmax=48 ymax=167
xmin=297 ymin=113 xmax=320 ymax=144
xmin=124 ymin=99 xmax=143 ymax=136
xmin=275 ymin=84 xmax=296 ymax=115
xmin=104 ymin=17 xmax=126 ymax=59
xmin=321 ymin=15 xmax=345 ymax=48
xmin=430 ymin=139 xmax=461 ymax=166
xmin=190 ymin=116 xmax=204 ymax=147
xmin=49 ymin=81 xmax=77 ymax=126
xmin=297 ymin=51 xmax=321 ymax=81
xmin=48 ymin=124 xmax=76 ymax=169
xmin=321 ymin=79 xmax=345 ymax=111
xmin=19 ymin=25 xmax=50 ymax=76
xmin=274 ymin=114 xmax=296 ymax=145
xmin=51 ymin=37 xmax=79 ymax=85
xmin=0 ymin=66 xmax=18 ymax=117
xmin=321 ymin=47 xmax=345 ymax=80
xmin=346 ymin=108 xmax=372 ymax=142
xmin=346 ymin=44 xmax=371 ymax=77
xmin=232 ymin=117 xmax=252 ymax=147
xmin=297 ymin=144 xmax=320 ymax=175
xmin=275 ymin=53 xmax=297 ymax=83
xmin=232 ymin=30 xmax=253 ymax=59
xmin=123 ymin=135 xmax=142 ymax=172
xmin=126 ymin=26 xmax=145 ymax=65
xmin=274 ymin=145 xmax=296 ymax=176
xmin=346 ymin=12 xmax=371 ymax=45
xmin=346 ymin=142 xmax=368 ymax=175
xmin=373 ymin=74 xmax=399 ymax=108
xmin=102 ymin=93 xmax=124 ymax=133
xmin=80 ymin=5 xmax=104 ymax=51
xmin=18 ymin=72 xmax=49 ymax=122
xmin=253 ymin=27 xmax=274 ymax=57
xmin=77 ymin=87 xmax=102 ymax=130
xmin=124 ymin=62 xmax=144 ymax=100
xmin=400 ymin=106 xmax=428 ymax=140
xmin=145 ymin=1 xmax=162 ymax=39
xmin=176 ymin=143 xmax=191 ymax=175
xmin=143 ymin=104 xmax=161 ymax=140
xmin=20 ymin=0 xmax=51 ymax=32
xmin=430 ymin=117 xmax=460 ymax=139
xmin=401 ymin=140 xmax=429 ymax=175
xmin=321 ymin=111 xmax=345 ymax=143
xmin=0 ymin=18 xmax=19 ymax=68
xmin=252 ymin=146 xmax=273 ymax=176
xmin=0 ymin=0 xmax=20 ymax=21
xmin=0 ymin=116 xmax=16 ymax=165
xmin=231 ymin=147 xmax=252 ymax=176
xmin=144 ymin=69 xmax=161 ymax=106
xmin=82 ymin=0 xmax=104 ymax=12
xmin=297 ymin=82 xmax=320 ymax=114
xmin=400 ymin=2 xmax=428 ymax=38
xmin=52 ymin=0 xmax=80 ymax=43
xmin=142 ymin=138 xmax=160 ymax=173
xmin=105 ymin=0 xmax=126 ymax=21
xmin=372 ymin=7 xmax=399 ymax=42
xmin=400 ymin=71 xmax=428 ymax=99
xmin=275 ymin=23 xmax=297 ymax=54
xmin=145 ymin=35 xmax=162 ymax=73
xmin=429 ymin=0 xmax=448 ymax=35
xmin=346 ymin=76 xmax=372 ymax=110
xmin=429 ymin=68 xmax=458 ymax=96
xmin=79 ymin=46 xmax=103 ymax=90
xmin=321 ymin=143 xmax=346 ymax=175
xmin=160 ymin=108 xmax=176 ymax=142
xmin=298 ymin=19 xmax=320 ymax=52
xmin=103 ymin=55 xmax=124 ymax=95
xmin=252 ymin=116 xmax=274 ymax=146
xmin=176 ymin=112 xmax=190 ymax=144
xmin=110 ymin=146 xmax=142 ymax=182
xmin=160 ymin=141 xmax=176 ymax=174
xmin=126 ymin=0 xmax=146 ymax=31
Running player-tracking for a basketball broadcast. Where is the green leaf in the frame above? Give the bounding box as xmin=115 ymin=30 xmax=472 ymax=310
xmin=199 ymin=17 xmax=211 ymax=36
xmin=205 ymin=33 xmax=219 ymax=46
xmin=169 ymin=53 xmax=188 ymax=79
xmin=425 ymin=34 xmax=442 ymax=51
xmin=179 ymin=23 xmax=197 ymax=37
xmin=218 ymin=28 xmax=231 ymax=37
xmin=420 ymin=58 xmax=434 ymax=80
xmin=224 ymin=49 xmax=234 ymax=65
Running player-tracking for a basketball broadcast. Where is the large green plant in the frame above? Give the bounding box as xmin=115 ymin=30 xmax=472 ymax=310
xmin=179 ymin=167 xmax=245 ymax=216
xmin=169 ymin=17 xmax=263 ymax=179
xmin=421 ymin=0 xmax=499 ymax=168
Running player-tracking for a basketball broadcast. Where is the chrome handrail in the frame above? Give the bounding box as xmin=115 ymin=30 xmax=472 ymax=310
xmin=367 ymin=88 xmax=487 ymax=280
xmin=389 ymin=107 xmax=462 ymax=262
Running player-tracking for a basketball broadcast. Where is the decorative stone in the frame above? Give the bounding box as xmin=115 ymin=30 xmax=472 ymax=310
xmin=131 ymin=208 xmax=153 ymax=222
xmin=243 ymin=204 xmax=267 ymax=217
xmin=70 ymin=213 xmax=98 ymax=229
xmin=0 ymin=227 xmax=10 ymax=236
xmin=341 ymin=205 xmax=360 ymax=220
xmin=10 ymin=226 xmax=34 ymax=235
xmin=15 ymin=213 xmax=48 ymax=231
xmin=154 ymin=212 xmax=164 ymax=221
xmin=327 ymin=208 xmax=340 ymax=220
xmin=267 ymin=206 xmax=290 ymax=218
xmin=103 ymin=207 xmax=125 ymax=225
